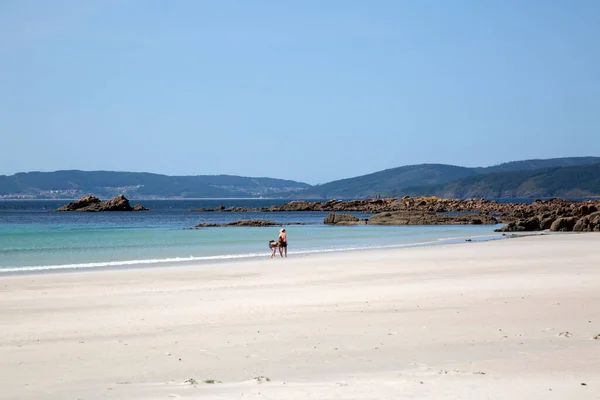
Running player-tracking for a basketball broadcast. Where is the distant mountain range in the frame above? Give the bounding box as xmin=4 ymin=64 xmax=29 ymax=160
xmin=403 ymin=163 xmax=600 ymax=199
xmin=0 ymin=171 xmax=310 ymax=199
xmin=302 ymin=157 xmax=600 ymax=199
xmin=1 ymin=156 xmax=599 ymax=199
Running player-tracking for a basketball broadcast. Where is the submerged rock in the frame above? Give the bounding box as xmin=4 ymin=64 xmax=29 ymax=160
xmin=324 ymin=211 xmax=498 ymax=226
xmin=494 ymin=222 xmax=525 ymax=232
xmin=367 ymin=211 xmax=498 ymax=226
xmin=193 ymin=220 xmax=304 ymax=228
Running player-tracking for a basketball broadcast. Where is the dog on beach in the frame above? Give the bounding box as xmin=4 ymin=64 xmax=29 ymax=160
xmin=269 ymin=240 xmax=280 ymax=258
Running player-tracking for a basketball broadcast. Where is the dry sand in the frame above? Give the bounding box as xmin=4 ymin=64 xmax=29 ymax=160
xmin=1 ymin=234 xmax=599 ymax=399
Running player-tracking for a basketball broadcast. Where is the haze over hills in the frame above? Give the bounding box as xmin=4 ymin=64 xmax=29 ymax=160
xmin=0 ymin=157 xmax=599 ymax=200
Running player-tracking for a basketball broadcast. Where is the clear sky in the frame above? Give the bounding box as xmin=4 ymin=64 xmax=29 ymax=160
xmin=1 ymin=1 xmax=599 ymax=184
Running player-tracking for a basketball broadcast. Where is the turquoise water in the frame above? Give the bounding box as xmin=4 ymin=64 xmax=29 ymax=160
xmin=0 ymin=200 xmax=504 ymax=273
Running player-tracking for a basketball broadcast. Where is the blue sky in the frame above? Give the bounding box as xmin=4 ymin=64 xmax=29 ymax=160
xmin=1 ymin=1 xmax=598 ymax=184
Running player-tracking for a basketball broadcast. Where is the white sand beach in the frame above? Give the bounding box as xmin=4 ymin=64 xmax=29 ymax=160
xmin=1 ymin=234 xmax=599 ymax=399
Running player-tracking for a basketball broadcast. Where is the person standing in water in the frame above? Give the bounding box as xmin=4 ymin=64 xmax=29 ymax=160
xmin=278 ymin=228 xmax=287 ymax=257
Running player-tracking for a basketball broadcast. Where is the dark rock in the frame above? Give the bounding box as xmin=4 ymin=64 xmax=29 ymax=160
xmin=194 ymin=220 xmax=304 ymax=228
xmin=101 ymin=195 xmax=132 ymax=211
xmin=550 ymin=217 xmax=577 ymax=232
xmin=56 ymin=195 xmax=147 ymax=212
xmin=494 ymin=222 xmax=525 ymax=232
xmin=324 ymin=213 xmax=360 ymax=225
xmin=368 ymin=211 xmax=498 ymax=226
xmin=188 ymin=198 xmax=600 ymax=232
xmin=573 ymin=211 xmax=600 ymax=232
xmin=55 ymin=195 xmax=101 ymax=211
xmin=577 ymin=205 xmax=598 ymax=216
xmin=540 ymin=217 xmax=556 ymax=230
xmin=522 ymin=217 xmax=541 ymax=231
xmin=225 ymin=220 xmax=282 ymax=227
xmin=513 ymin=209 xmax=535 ymax=219
xmin=132 ymin=204 xmax=150 ymax=211
xmin=188 ymin=197 xmax=600 ymax=216
xmin=194 ymin=223 xmax=220 ymax=228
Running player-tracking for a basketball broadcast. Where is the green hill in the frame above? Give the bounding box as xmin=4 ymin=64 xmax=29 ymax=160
xmin=301 ymin=164 xmax=476 ymax=199
xmin=0 ymin=170 xmax=310 ymax=199
xmin=300 ymin=157 xmax=600 ymax=199
xmin=403 ymin=163 xmax=600 ymax=198
xmin=2 ymin=156 xmax=599 ymax=199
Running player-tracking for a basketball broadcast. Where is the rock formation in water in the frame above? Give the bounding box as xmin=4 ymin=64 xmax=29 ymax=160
xmin=56 ymin=195 xmax=149 ymax=212
xmin=192 ymin=197 xmax=595 ymax=214
xmin=193 ymin=220 xmax=305 ymax=228
xmin=191 ymin=196 xmax=600 ymax=232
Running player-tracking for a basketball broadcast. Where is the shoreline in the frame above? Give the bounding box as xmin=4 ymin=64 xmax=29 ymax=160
xmin=1 ymin=233 xmax=599 ymax=399
xmin=0 ymin=230 xmax=515 ymax=276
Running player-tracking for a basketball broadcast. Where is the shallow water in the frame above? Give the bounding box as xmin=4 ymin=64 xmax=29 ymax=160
xmin=0 ymin=200 xmax=504 ymax=273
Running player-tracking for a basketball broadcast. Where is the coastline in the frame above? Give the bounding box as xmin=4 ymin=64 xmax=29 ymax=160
xmin=1 ymin=233 xmax=599 ymax=399
xmin=0 ymin=229 xmax=510 ymax=276
xmin=3 ymin=196 xmax=598 ymax=276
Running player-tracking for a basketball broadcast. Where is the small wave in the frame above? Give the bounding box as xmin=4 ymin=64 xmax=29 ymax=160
xmin=0 ymin=234 xmax=504 ymax=274
xmin=0 ymin=253 xmax=269 ymax=273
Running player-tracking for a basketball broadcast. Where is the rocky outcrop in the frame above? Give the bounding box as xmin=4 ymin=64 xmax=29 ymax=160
xmin=193 ymin=197 xmax=599 ymax=216
xmin=56 ymin=195 xmax=101 ymax=211
xmin=573 ymin=212 xmax=600 ymax=232
xmin=190 ymin=196 xmax=600 ymax=232
xmin=495 ymin=217 xmax=541 ymax=232
xmin=56 ymin=195 xmax=149 ymax=212
xmin=369 ymin=212 xmax=498 ymax=226
xmin=550 ymin=217 xmax=577 ymax=232
xmin=495 ymin=200 xmax=600 ymax=232
xmin=193 ymin=220 xmax=304 ymax=228
xmin=264 ymin=197 xmax=528 ymax=214
xmin=323 ymin=214 xmax=365 ymax=225
xmin=324 ymin=212 xmax=498 ymax=226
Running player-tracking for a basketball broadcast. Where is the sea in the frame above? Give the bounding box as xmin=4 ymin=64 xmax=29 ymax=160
xmin=0 ymin=199 xmax=509 ymax=274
